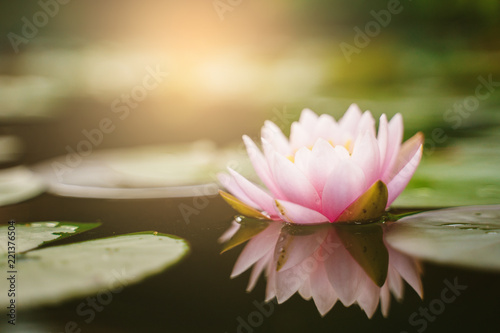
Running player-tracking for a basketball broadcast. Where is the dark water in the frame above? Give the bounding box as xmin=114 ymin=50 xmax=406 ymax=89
xmin=2 ymin=194 xmax=499 ymax=333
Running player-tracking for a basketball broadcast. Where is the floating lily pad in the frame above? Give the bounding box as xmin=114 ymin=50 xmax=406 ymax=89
xmin=0 ymin=75 xmax=63 ymax=120
xmin=385 ymin=205 xmax=500 ymax=271
xmin=0 ymin=166 xmax=46 ymax=206
xmin=395 ymin=129 xmax=500 ymax=207
xmin=0 ymin=221 xmax=101 ymax=255
xmin=0 ymin=232 xmax=189 ymax=308
xmin=33 ymin=141 xmax=249 ymax=199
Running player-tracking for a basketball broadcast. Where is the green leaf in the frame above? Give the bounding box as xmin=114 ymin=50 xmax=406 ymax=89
xmin=0 ymin=231 xmax=189 ymax=309
xmin=337 ymin=181 xmax=388 ymax=223
xmin=385 ymin=205 xmax=500 ymax=271
xmin=386 ymin=209 xmax=423 ymax=221
xmin=394 ymin=130 xmax=500 ymax=208
xmin=0 ymin=166 xmax=45 ymax=206
xmin=335 ymin=223 xmax=389 ymax=287
xmin=32 ymin=141 xmax=253 ymax=199
xmin=221 ymin=216 xmax=270 ymax=253
xmin=0 ymin=221 xmax=101 ymax=255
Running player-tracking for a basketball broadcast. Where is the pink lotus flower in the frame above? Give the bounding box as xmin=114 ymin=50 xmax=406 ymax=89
xmin=220 ymin=221 xmax=423 ymax=317
xmin=219 ymin=104 xmax=423 ymax=224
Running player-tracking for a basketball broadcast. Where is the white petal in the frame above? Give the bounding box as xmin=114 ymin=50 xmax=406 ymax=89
xmin=309 ymin=139 xmax=340 ymax=196
xmin=339 ymin=104 xmax=363 ymax=141
xmin=217 ymin=172 xmax=259 ymax=209
xmin=333 ymin=145 xmax=350 ymax=160
xmin=292 ymin=141 xmax=339 ymax=197
xmin=292 ymin=146 xmax=313 ymax=178
xmin=271 ymin=152 xmax=321 ymax=211
xmin=356 ymin=110 xmax=376 ymax=138
xmin=260 ymin=139 xmax=288 ymax=200
xmin=377 ymin=114 xmax=389 ymax=170
xmin=351 ymin=131 xmax=381 ymax=187
xmin=243 ymin=135 xmax=284 ymax=198
xmin=385 ymin=140 xmax=423 ymax=206
xmin=262 ymin=120 xmax=291 ymax=156
xmin=275 ymin=200 xmax=329 ymax=225
xmin=298 ymin=108 xmax=319 ymax=132
xmin=381 ymin=113 xmax=403 ymax=179
xmin=315 ymin=114 xmax=339 ymax=143
xmin=228 ymin=168 xmax=277 ymax=217
xmin=290 ymin=122 xmax=311 ymax=151
xmin=322 ymin=159 xmax=366 ymax=221
xmin=340 ymin=104 xmax=363 ymax=129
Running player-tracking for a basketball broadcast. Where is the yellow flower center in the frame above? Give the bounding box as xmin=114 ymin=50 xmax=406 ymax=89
xmin=287 ymin=139 xmax=352 ymax=163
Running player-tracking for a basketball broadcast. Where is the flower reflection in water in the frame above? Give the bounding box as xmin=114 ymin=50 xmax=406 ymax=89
xmin=220 ymin=218 xmax=422 ymax=317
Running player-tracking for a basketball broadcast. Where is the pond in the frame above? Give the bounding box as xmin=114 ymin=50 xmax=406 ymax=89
xmin=1 ymin=196 xmax=500 ymax=333
xmin=1 ymin=2 xmax=500 ymax=332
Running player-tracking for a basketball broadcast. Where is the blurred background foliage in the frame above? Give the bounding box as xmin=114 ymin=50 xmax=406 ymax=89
xmin=0 ymin=0 xmax=499 ymax=206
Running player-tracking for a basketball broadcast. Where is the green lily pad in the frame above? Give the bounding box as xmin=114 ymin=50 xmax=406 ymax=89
xmin=32 ymin=141 xmax=249 ymax=199
xmin=385 ymin=205 xmax=500 ymax=271
xmin=0 ymin=166 xmax=46 ymax=206
xmin=335 ymin=223 xmax=389 ymax=287
xmin=0 ymin=232 xmax=189 ymax=309
xmin=0 ymin=75 xmax=63 ymax=120
xmin=0 ymin=221 xmax=101 ymax=255
xmin=395 ymin=129 xmax=500 ymax=207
